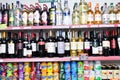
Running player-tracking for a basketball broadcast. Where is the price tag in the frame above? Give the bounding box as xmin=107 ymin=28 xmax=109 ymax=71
xmin=79 ymin=54 xmax=88 ymax=60
xmin=71 ymin=57 xmax=79 ymax=61
xmin=23 ymin=27 xmax=32 ymax=29
xmin=0 ymin=59 xmax=3 ymax=62
xmin=12 ymin=27 xmax=20 ymax=30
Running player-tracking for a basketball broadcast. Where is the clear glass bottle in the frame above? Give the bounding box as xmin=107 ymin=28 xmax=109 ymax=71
xmin=116 ymin=3 xmax=120 ymax=24
xmin=72 ymin=3 xmax=80 ymax=25
xmin=28 ymin=4 xmax=34 ymax=26
xmin=9 ymin=3 xmax=14 ymax=26
xmin=79 ymin=0 xmax=88 ymax=24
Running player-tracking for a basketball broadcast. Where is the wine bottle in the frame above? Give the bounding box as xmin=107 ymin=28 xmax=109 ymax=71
xmin=23 ymin=33 xmax=28 ymax=58
xmin=0 ymin=3 xmax=2 ymax=24
xmin=0 ymin=32 xmax=2 ymax=58
xmin=98 ymin=31 xmax=103 ymax=56
xmin=57 ymin=30 xmax=65 ymax=57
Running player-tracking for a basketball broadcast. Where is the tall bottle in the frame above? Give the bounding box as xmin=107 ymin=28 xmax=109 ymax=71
xmin=77 ymin=31 xmax=84 ymax=56
xmin=41 ymin=4 xmax=49 ymax=25
xmin=70 ymin=30 xmax=77 ymax=57
xmin=49 ymin=2 xmax=56 ymax=25
xmin=79 ymin=0 xmax=88 ymax=24
xmin=0 ymin=32 xmax=2 ymax=57
xmin=102 ymin=30 xmax=110 ymax=56
xmin=30 ymin=33 xmax=37 ymax=57
xmin=23 ymin=33 xmax=28 ymax=58
xmin=63 ymin=0 xmax=71 ymax=25
xmin=94 ymin=3 xmax=102 ymax=24
xmin=46 ymin=30 xmax=55 ymax=57
xmin=117 ymin=28 xmax=120 ymax=56
xmin=1 ymin=32 xmax=7 ymax=58
xmin=56 ymin=0 xmax=63 ymax=25
xmin=14 ymin=1 xmax=21 ymax=26
xmin=116 ymin=3 xmax=120 ymax=24
xmin=109 ymin=3 xmax=116 ymax=24
xmin=84 ymin=31 xmax=91 ymax=56
xmin=28 ymin=4 xmax=34 ymax=26
xmin=57 ymin=30 xmax=65 ymax=57
xmin=9 ymin=3 xmax=14 ymax=26
xmin=7 ymin=32 xmax=16 ymax=58
xmin=91 ymin=30 xmax=99 ymax=56
xmin=33 ymin=3 xmax=41 ymax=26
xmin=87 ymin=2 xmax=94 ymax=24
xmin=98 ymin=32 xmax=103 ymax=56
xmin=17 ymin=32 xmax=23 ymax=58
xmin=37 ymin=30 xmax=45 ymax=57
xmin=64 ymin=32 xmax=70 ymax=56
xmin=72 ymin=3 xmax=80 ymax=25
xmin=0 ymin=3 xmax=2 ymax=24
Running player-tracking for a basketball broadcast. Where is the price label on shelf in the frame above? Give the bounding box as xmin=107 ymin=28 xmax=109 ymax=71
xmin=23 ymin=26 xmax=32 ymax=29
xmin=0 ymin=59 xmax=3 ymax=62
xmin=12 ymin=27 xmax=20 ymax=30
xmin=79 ymin=54 xmax=88 ymax=60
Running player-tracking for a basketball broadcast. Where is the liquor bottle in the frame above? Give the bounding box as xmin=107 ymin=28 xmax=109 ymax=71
xmin=2 ymin=4 xmax=9 ymax=25
xmin=117 ymin=28 xmax=120 ymax=56
xmin=1 ymin=32 xmax=7 ymax=58
xmin=23 ymin=33 xmax=28 ymax=58
xmin=9 ymin=3 xmax=14 ymax=26
xmin=72 ymin=3 xmax=80 ymax=25
xmin=109 ymin=3 xmax=116 ymax=24
xmin=57 ymin=30 xmax=65 ymax=57
xmin=98 ymin=32 xmax=103 ymax=56
xmin=94 ymin=3 xmax=102 ymax=24
xmin=84 ymin=31 xmax=91 ymax=55
xmin=91 ymin=30 xmax=99 ymax=56
xmin=110 ymin=30 xmax=117 ymax=56
xmin=77 ymin=31 xmax=84 ymax=56
xmin=28 ymin=4 xmax=34 ymax=26
xmin=87 ymin=2 xmax=94 ymax=24
xmin=102 ymin=3 xmax=109 ymax=24
xmin=21 ymin=5 xmax=28 ymax=26
xmin=46 ymin=30 xmax=55 ymax=57
xmin=49 ymin=2 xmax=56 ymax=25
xmin=7 ymin=32 xmax=16 ymax=58
xmin=31 ymin=33 xmax=37 ymax=57
xmin=33 ymin=3 xmax=41 ymax=26
xmin=0 ymin=3 xmax=2 ymax=24
xmin=53 ymin=31 xmax=57 ymax=57
xmin=63 ymin=0 xmax=71 ymax=25
xmin=70 ymin=30 xmax=77 ymax=57
xmin=0 ymin=32 xmax=2 ymax=57
xmin=17 ymin=32 xmax=23 ymax=58
xmin=26 ymin=34 xmax=32 ymax=58
xmin=41 ymin=4 xmax=49 ymax=25
xmin=14 ymin=1 xmax=22 ymax=26
xmin=37 ymin=30 xmax=45 ymax=57
xmin=102 ymin=30 xmax=110 ymax=56
xmin=79 ymin=0 xmax=88 ymax=24
xmin=116 ymin=3 xmax=120 ymax=24
xmin=64 ymin=32 xmax=70 ymax=56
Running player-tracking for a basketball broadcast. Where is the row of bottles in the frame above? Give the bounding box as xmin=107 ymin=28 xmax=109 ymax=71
xmin=0 ymin=0 xmax=120 ymax=27
xmin=0 ymin=61 xmax=120 ymax=80
xmin=1 ymin=29 xmax=120 ymax=58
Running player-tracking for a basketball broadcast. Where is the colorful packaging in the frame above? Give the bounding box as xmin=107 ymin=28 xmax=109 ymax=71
xmin=53 ymin=72 xmax=59 ymax=80
xmin=53 ymin=62 xmax=59 ymax=73
xmin=41 ymin=72 xmax=47 ymax=80
xmin=65 ymin=72 xmax=71 ymax=80
xmin=71 ymin=61 xmax=77 ymax=73
xmin=71 ymin=72 xmax=77 ymax=80
xmin=95 ymin=70 xmax=102 ymax=80
xmin=41 ymin=62 xmax=47 ymax=73
xmin=18 ymin=63 xmax=24 ymax=80
xmin=84 ymin=70 xmax=90 ymax=80
xmin=36 ymin=62 xmax=41 ymax=79
xmin=78 ymin=61 xmax=84 ymax=71
xmin=64 ymin=62 xmax=71 ymax=73
xmin=60 ymin=71 xmax=65 ymax=80
xmin=6 ymin=63 xmax=13 ymax=80
xmin=13 ymin=63 xmax=18 ymax=80
xmin=59 ymin=62 xmax=64 ymax=72
xmin=24 ymin=72 xmax=30 ymax=80
xmin=47 ymin=72 xmax=53 ymax=80
xmin=78 ymin=70 xmax=84 ymax=80
xmin=94 ymin=61 xmax=101 ymax=71
xmin=31 ymin=62 xmax=35 ymax=80
xmin=24 ymin=62 xmax=31 ymax=73
xmin=1 ymin=63 xmax=6 ymax=80
xmin=89 ymin=70 xmax=95 ymax=80
xmin=47 ymin=62 xmax=53 ymax=73
xmin=84 ymin=61 xmax=89 ymax=70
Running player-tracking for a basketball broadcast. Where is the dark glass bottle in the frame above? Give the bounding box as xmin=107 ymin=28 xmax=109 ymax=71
xmin=46 ymin=30 xmax=55 ymax=57
xmin=117 ymin=28 xmax=120 ymax=56
xmin=17 ymin=32 xmax=23 ymax=58
xmin=64 ymin=31 xmax=70 ymax=56
xmin=40 ymin=4 xmax=49 ymax=25
xmin=31 ymin=33 xmax=37 ymax=57
xmin=0 ymin=3 xmax=2 ymax=24
xmin=57 ymin=30 xmax=65 ymax=57
xmin=91 ymin=30 xmax=99 ymax=56
xmin=9 ymin=3 xmax=14 ymax=26
xmin=37 ymin=30 xmax=45 ymax=57
xmin=102 ymin=30 xmax=110 ymax=56
xmin=49 ymin=2 xmax=56 ymax=25
xmin=98 ymin=32 xmax=103 ymax=56
xmin=1 ymin=32 xmax=7 ymax=58
xmin=7 ymin=32 xmax=16 ymax=58
xmin=110 ymin=30 xmax=117 ymax=56
xmin=23 ymin=33 xmax=28 ymax=58
xmin=0 ymin=32 xmax=2 ymax=58
xmin=84 ymin=31 xmax=91 ymax=56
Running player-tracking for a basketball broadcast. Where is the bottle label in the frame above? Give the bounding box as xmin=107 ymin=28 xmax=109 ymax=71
xmin=27 ymin=49 xmax=32 ymax=56
xmin=1 ymin=44 xmax=6 ymax=53
xmin=77 ymin=42 xmax=84 ymax=50
xmin=72 ymin=13 xmax=80 ymax=25
xmin=38 ymin=41 xmax=45 ymax=45
xmin=28 ymin=12 xmax=33 ymax=24
xmin=34 ymin=10 xmax=40 ymax=23
xmin=102 ymin=41 xmax=110 ymax=48
xmin=3 ymin=13 xmax=8 ymax=24
xmin=109 ymin=13 xmax=116 ymax=21
xmin=46 ymin=42 xmax=55 ymax=53
xmin=8 ymin=43 xmax=15 ymax=54
xmin=95 ymin=14 xmax=101 ymax=21
xmin=57 ymin=42 xmax=65 ymax=54
xmin=110 ymin=39 xmax=116 ymax=49
xmin=107 ymin=70 xmax=113 ymax=79
xmin=31 ymin=43 xmax=37 ymax=51
xmin=87 ymin=14 xmax=93 ymax=22
xmin=117 ymin=13 xmax=120 ymax=21
xmin=14 ymin=9 xmax=21 ymax=24
xmin=9 ymin=12 xmax=14 ymax=22
xmin=41 ymin=12 xmax=48 ymax=24
xmin=92 ymin=47 xmax=98 ymax=54
xmin=21 ymin=12 xmax=27 ymax=25
xmin=102 ymin=70 xmax=107 ymax=79
xmin=81 ymin=13 xmax=87 ymax=24
xmin=84 ymin=41 xmax=90 ymax=50
xmin=98 ymin=46 xmax=103 ymax=55
xmin=23 ymin=48 xmax=27 ymax=56
xmin=102 ymin=14 xmax=109 ymax=23
xmin=65 ymin=42 xmax=70 ymax=50
xmin=70 ymin=42 xmax=77 ymax=50
xmin=114 ymin=70 xmax=119 ymax=78
xmin=49 ymin=11 xmax=56 ymax=24
xmin=63 ymin=11 xmax=70 ymax=25
xmin=56 ymin=11 xmax=62 ymax=25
